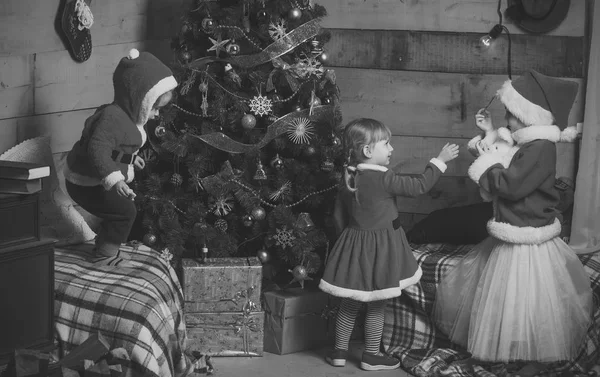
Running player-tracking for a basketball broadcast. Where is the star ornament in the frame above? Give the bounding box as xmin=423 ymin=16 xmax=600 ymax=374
xmin=286 ymin=117 xmax=314 ymax=144
xmin=207 ymin=35 xmax=231 ymax=57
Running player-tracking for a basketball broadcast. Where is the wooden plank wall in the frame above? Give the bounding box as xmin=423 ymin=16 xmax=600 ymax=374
xmin=0 ymin=0 xmax=187 ymax=176
xmin=318 ymin=0 xmax=588 ymax=230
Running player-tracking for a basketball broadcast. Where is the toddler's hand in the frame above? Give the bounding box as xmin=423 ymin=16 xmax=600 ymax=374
xmin=475 ymin=109 xmax=494 ymax=132
xmin=114 ymin=181 xmax=136 ymax=200
xmin=134 ymin=155 xmax=145 ymax=170
xmin=437 ymin=143 xmax=460 ymax=163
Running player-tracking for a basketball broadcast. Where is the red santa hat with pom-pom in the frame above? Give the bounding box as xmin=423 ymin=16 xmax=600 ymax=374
xmin=496 ymin=69 xmax=579 ymax=142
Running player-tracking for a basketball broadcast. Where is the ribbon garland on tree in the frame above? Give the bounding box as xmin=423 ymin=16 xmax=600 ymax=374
xmin=190 ymin=105 xmax=335 ymax=153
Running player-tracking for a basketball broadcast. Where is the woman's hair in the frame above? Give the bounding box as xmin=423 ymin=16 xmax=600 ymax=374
xmin=342 ymin=118 xmax=391 ymax=192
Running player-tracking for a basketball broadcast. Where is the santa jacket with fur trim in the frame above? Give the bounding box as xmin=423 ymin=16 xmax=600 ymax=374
xmin=468 ymin=125 xmax=563 ymax=244
xmin=64 ymin=104 xmax=147 ymax=190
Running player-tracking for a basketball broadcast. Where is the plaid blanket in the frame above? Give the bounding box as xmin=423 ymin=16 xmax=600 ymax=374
xmin=53 ymin=242 xmax=194 ymax=377
xmin=383 ymin=243 xmax=600 ymax=377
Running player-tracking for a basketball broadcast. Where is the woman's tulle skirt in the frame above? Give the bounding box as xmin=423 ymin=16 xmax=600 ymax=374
xmin=433 ymin=237 xmax=593 ymax=363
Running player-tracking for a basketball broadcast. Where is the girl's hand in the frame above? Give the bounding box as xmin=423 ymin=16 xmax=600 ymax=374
xmin=114 ymin=181 xmax=136 ymax=200
xmin=134 ymin=155 xmax=145 ymax=170
xmin=437 ymin=143 xmax=460 ymax=163
xmin=475 ymin=109 xmax=494 ymax=132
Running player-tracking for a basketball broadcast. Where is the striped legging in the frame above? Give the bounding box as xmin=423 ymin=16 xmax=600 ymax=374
xmin=334 ymin=298 xmax=386 ymax=354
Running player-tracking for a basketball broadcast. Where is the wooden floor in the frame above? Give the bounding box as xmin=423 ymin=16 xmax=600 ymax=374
xmin=209 ymin=342 xmax=412 ymax=377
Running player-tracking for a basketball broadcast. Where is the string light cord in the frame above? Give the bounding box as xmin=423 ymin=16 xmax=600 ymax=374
xmin=501 ymin=25 xmax=512 ymax=79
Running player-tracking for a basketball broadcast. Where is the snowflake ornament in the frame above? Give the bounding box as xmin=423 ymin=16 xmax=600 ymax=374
xmin=286 ymin=118 xmax=314 ymax=144
xmin=270 ymin=181 xmax=292 ymax=201
xmin=268 ymin=19 xmax=287 ymax=41
xmin=249 ymin=94 xmax=273 ymax=116
xmin=210 ymin=195 xmax=235 ymax=216
xmin=160 ymin=248 xmax=173 ymax=262
xmin=296 ymin=56 xmax=325 ymax=78
xmin=273 ymin=226 xmax=296 ymax=249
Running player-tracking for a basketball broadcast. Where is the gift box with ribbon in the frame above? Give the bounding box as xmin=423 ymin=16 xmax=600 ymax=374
xmin=263 ymin=288 xmax=330 ymax=355
xmin=182 ymin=257 xmax=264 ymax=357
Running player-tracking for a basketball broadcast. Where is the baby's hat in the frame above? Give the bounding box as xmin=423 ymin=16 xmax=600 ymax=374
xmin=496 ymin=69 xmax=579 ymax=142
xmin=113 ymin=48 xmax=178 ymax=126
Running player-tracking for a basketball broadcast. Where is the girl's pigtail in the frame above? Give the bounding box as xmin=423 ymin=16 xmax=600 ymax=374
xmin=343 ymin=149 xmax=358 ymax=193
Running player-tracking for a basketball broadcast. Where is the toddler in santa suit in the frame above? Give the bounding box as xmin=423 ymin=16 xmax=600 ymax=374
xmin=63 ymin=49 xmax=177 ymax=266
xmin=434 ymin=70 xmax=593 ymax=370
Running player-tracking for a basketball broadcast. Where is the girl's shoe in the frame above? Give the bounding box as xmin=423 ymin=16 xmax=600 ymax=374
xmin=325 ymin=349 xmax=348 ymax=367
xmin=360 ymin=352 xmax=401 ymax=371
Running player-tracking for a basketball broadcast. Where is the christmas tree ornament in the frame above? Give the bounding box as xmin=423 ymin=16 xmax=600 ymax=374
xmin=270 ymin=154 xmax=284 ymax=169
xmin=270 ymin=92 xmax=282 ymax=103
xmin=242 ymin=0 xmax=251 ymax=32
xmin=224 ymin=63 xmax=242 ymax=87
xmin=226 ymin=41 xmax=240 ymax=55
xmin=180 ymin=49 xmax=192 ymax=63
xmin=303 ymin=145 xmax=317 ymax=158
xmin=198 ymin=76 xmax=209 ymax=117
xmin=308 ymin=92 xmax=322 ymax=107
xmin=268 ymin=19 xmax=287 ymax=41
xmin=143 ymin=233 xmax=157 ymax=246
xmin=272 ymin=226 xmax=296 ymax=248
xmin=293 ymin=104 xmax=303 ymax=112
xmin=155 ymin=125 xmax=167 ymax=138
xmin=214 ymin=218 xmax=228 ymax=232
xmin=257 ymin=9 xmax=269 ymax=23
xmin=321 ymin=158 xmax=334 ymax=172
xmin=249 ymin=94 xmax=273 ymax=116
xmin=201 ymin=243 xmax=209 ymax=260
xmin=269 ymin=181 xmax=292 ymax=201
xmin=253 ymin=160 xmax=267 ymax=180
xmin=256 ymin=249 xmax=270 ymax=263
xmin=286 ymin=117 xmax=314 ymax=144
xmin=288 ymin=7 xmax=302 ymax=20
xmin=60 ymin=0 xmax=93 ymax=63
xmin=322 ymin=96 xmax=333 ymax=105
xmin=331 ymin=134 xmax=341 ymax=147
xmin=210 ymin=195 xmax=235 ymax=216
xmin=310 ymin=39 xmax=323 ymax=56
xmin=295 ymin=212 xmax=315 ymax=231
xmin=201 ymin=17 xmax=216 ymax=33
xmin=160 ymin=248 xmax=174 ymax=262
xmin=170 ymin=173 xmax=184 ymax=187
xmin=251 ymin=206 xmax=266 ymax=221
xmin=317 ymin=51 xmax=329 ymax=64
xmin=243 ymin=214 xmax=254 ymax=227
xmin=241 ymin=113 xmax=257 ymax=130
xmin=289 ymin=265 xmax=312 ymax=288
xmin=207 ymin=35 xmax=231 ymax=57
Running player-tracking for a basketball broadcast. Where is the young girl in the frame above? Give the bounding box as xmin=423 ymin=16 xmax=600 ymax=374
xmin=64 ymin=49 xmax=177 ymax=266
xmin=319 ymin=118 xmax=459 ymax=371
xmin=434 ymin=70 xmax=593 ymax=368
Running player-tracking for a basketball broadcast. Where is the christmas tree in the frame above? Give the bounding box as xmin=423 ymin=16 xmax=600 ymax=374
xmin=135 ymin=0 xmax=343 ymax=287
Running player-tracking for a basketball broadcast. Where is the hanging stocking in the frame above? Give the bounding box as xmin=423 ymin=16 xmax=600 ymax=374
xmin=60 ymin=0 xmax=94 ymax=62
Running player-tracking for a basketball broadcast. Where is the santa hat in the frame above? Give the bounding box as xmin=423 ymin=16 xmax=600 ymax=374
xmin=112 ymin=48 xmax=178 ymax=127
xmin=496 ymin=70 xmax=579 ymax=142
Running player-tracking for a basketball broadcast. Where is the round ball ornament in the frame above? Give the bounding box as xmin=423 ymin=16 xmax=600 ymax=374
xmin=155 ymin=125 xmax=167 ymax=138
xmin=331 ymin=134 xmax=341 ymax=147
xmin=143 ymin=233 xmax=157 ymax=246
xmin=201 ymin=18 xmax=216 ymax=33
xmin=292 ymin=265 xmax=308 ymax=280
xmin=288 ymin=8 xmax=302 ymax=20
xmin=308 ymin=96 xmax=321 ymax=107
xmin=226 ymin=42 xmax=240 ymax=55
xmin=304 ymin=145 xmax=317 ymax=158
xmin=180 ymin=50 xmax=192 ymax=63
xmin=257 ymin=249 xmax=271 ymax=264
xmin=257 ymin=9 xmax=269 ymax=23
xmin=214 ymin=218 xmax=228 ymax=233
xmin=241 ymin=114 xmax=257 ymax=130
xmin=251 ymin=207 xmax=266 ymax=221
xmin=317 ymin=51 xmax=328 ymax=64
xmin=322 ymin=96 xmax=333 ymax=105
xmin=242 ymin=214 xmax=254 ymax=227
xmin=293 ymin=104 xmax=303 ymax=112
xmin=270 ymin=154 xmax=284 ymax=170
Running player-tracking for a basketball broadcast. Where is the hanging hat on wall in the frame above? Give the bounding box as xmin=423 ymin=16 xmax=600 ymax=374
xmin=496 ymin=69 xmax=579 ymax=142
xmin=505 ymin=0 xmax=571 ymax=34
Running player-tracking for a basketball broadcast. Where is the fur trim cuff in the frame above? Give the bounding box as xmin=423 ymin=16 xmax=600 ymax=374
xmin=560 ymin=126 xmax=579 ymax=142
xmin=468 ymin=153 xmax=505 ymax=184
xmin=102 ymin=171 xmax=126 ymax=190
xmin=138 ymin=75 xmax=178 ymax=127
xmin=318 ymin=267 xmax=422 ymax=302
xmin=357 ymin=163 xmax=388 ymax=172
xmin=487 ymin=218 xmax=561 ymax=244
xmin=496 ymin=127 xmax=514 ymax=144
xmin=429 ymin=158 xmax=447 ymax=173
xmin=512 ymin=125 xmax=561 ymax=145
xmin=497 ymin=80 xmax=554 ymax=126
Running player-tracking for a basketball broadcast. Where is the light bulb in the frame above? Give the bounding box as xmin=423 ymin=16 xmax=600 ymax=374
xmin=480 ymin=35 xmax=494 ymax=47
xmin=480 ymin=24 xmax=503 ymax=47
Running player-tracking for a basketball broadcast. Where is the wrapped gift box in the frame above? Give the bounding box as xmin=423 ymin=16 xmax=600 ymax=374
xmin=182 ymin=257 xmax=263 ymax=357
xmin=263 ymin=288 xmax=331 ymax=355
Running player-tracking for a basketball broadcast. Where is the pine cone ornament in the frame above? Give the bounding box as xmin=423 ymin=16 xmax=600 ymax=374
xmin=170 ymin=173 xmax=184 ymax=187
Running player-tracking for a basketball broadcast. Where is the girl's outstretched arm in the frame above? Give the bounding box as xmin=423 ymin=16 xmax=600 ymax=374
xmin=383 ymin=158 xmax=446 ymax=197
